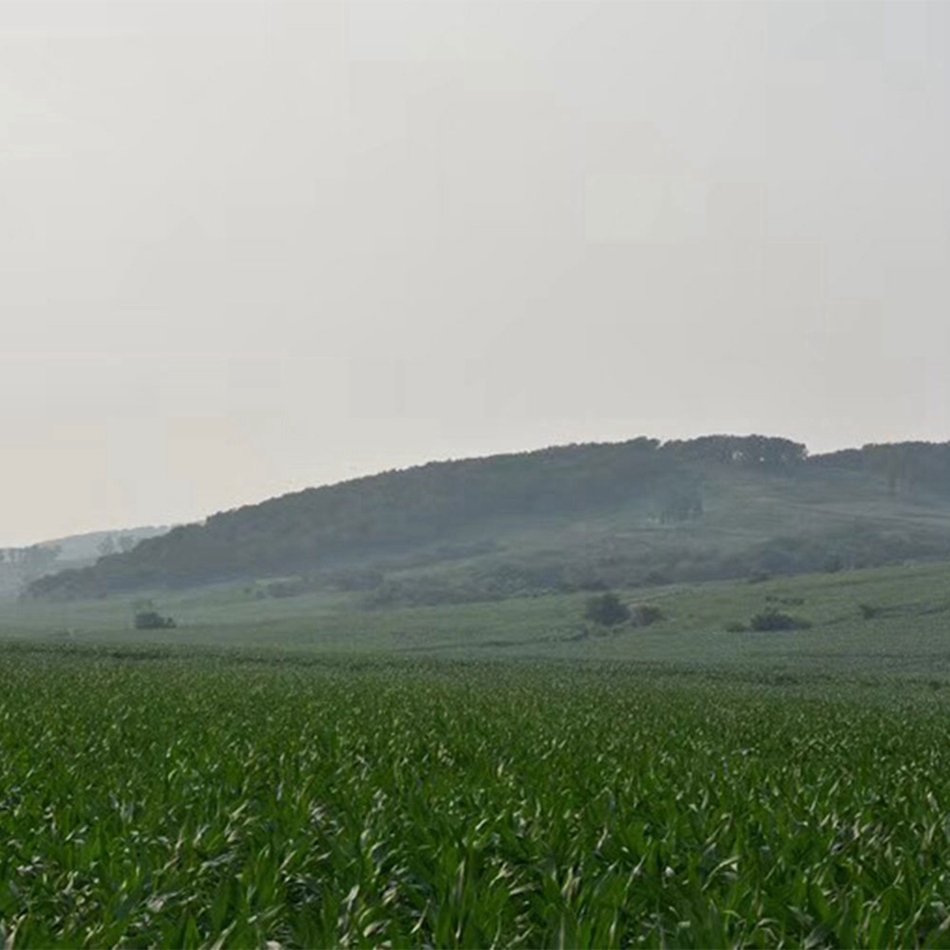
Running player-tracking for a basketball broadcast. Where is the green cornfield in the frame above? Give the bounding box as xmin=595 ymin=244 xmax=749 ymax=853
xmin=2 ymin=649 xmax=950 ymax=947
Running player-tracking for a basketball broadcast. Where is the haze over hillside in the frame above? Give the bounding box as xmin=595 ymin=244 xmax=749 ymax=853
xmin=26 ymin=435 xmax=950 ymax=604
xmin=0 ymin=525 xmax=171 ymax=600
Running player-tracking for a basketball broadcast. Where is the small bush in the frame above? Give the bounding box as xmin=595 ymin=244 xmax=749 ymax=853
xmin=134 ymin=611 xmax=176 ymax=630
xmin=749 ymin=608 xmax=811 ymax=632
xmin=724 ymin=621 xmax=748 ymax=633
xmin=584 ymin=592 xmax=631 ymax=626
xmin=858 ymin=603 xmax=880 ymax=620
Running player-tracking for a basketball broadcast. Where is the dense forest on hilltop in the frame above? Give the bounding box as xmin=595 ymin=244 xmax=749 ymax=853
xmin=25 ymin=436 xmax=950 ymax=602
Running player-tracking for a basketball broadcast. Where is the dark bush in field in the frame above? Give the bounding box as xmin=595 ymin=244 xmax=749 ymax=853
xmin=134 ymin=610 xmax=176 ymax=630
xmin=584 ymin=592 xmax=631 ymax=626
xmin=749 ymin=608 xmax=812 ymax=631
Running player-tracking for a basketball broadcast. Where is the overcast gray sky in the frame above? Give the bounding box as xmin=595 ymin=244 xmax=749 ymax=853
xmin=1 ymin=0 xmax=948 ymax=545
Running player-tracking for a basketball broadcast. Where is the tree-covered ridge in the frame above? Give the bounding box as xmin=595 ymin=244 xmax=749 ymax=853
xmin=25 ymin=435 xmax=950 ymax=600
xmin=811 ymin=441 xmax=950 ymax=498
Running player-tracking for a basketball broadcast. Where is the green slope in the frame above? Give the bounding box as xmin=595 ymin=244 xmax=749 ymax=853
xmin=25 ymin=435 xmax=950 ymax=601
xmin=5 ymin=560 xmax=950 ymax=681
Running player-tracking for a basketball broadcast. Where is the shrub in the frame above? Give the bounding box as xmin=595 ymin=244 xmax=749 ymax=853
xmin=584 ymin=592 xmax=631 ymax=626
xmin=858 ymin=603 xmax=880 ymax=620
xmin=724 ymin=621 xmax=748 ymax=633
xmin=749 ymin=608 xmax=811 ymax=632
xmin=134 ymin=610 xmax=176 ymax=630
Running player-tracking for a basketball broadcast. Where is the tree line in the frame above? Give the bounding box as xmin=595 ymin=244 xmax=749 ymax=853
xmin=25 ymin=435 xmax=950 ymax=600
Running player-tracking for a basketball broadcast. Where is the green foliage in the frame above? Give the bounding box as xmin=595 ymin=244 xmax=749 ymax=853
xmin=749 ymin=608 xmax=812 ymax=631
xmin=3 ymin=651 xmax=950 ymax=947
xmin=26 ymin=434 xmax=950 ymax=606
xmin=814 ymin=441 xmax=950 ymax=500
xmin=584 ymin=591 xmax=631 ymax=626
xmin=658 ymin=484 xmax=704 ymax=524
xmin=4 ymin=559 xmax=950 ymax=679
xmin=133 ymin=610 xmax=176 ymax=630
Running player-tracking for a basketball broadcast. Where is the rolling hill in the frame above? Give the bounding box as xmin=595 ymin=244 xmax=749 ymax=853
xmin=25 ymin=435 xmax=950 ymax=603
xmin=1 ymin=525 xmax=170 ymax=600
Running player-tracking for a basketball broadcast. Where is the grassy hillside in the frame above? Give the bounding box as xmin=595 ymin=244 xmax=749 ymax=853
xmin=6 ymin=559 xmax=950 ymax=681
xmin=25 ymin=435 xmax=950 ymax=602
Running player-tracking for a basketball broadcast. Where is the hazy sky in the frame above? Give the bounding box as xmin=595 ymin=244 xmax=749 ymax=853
xmin=2 ymin=0 xmax=948 ymax=545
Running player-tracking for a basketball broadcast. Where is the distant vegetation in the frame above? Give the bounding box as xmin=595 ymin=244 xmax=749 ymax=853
xmin=0 ymin=544 xmax=60 ymax=578
xmin=748 ymin=607 xmax=813 ymax=632
xmin=0 ymin=545 xmax=64 ymax=600
xmin=133 ymin=610 xmax=176 ymax=630
xmin=1 ymin=526 xmax=170 ymax=600
xmin=132 ymin=600 xmax=177 ymax=630
xmin=25 ymin=435 xmax=950 ymax=602
xmin=584 ymin=591 xmax=631 ymax=626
